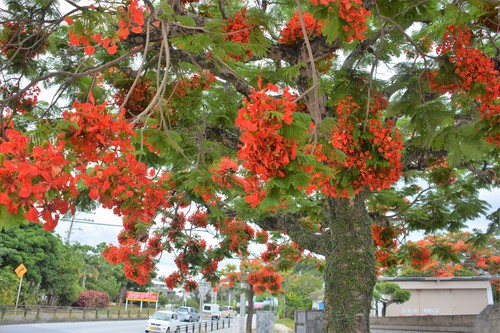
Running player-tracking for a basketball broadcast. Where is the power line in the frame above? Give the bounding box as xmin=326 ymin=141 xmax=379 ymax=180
xmin=60 ymin=219 xmax=123 ymax=227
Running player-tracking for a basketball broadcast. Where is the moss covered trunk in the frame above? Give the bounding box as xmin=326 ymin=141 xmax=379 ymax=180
xmin=322 ymin=195 xmax=376 ymax=333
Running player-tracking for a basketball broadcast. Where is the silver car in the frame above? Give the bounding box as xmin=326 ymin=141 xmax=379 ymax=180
xmin=177 ymin=306 xmax=200 ymax=322
xmin=145 ymin=310 xmax=180 ymax=333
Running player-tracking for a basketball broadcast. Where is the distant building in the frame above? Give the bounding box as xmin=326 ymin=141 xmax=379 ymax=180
xmin=150 ymin=280 xmax=182 ymax=302
xmin=378 ymin=276 xmax=495 ymax=316
xmin=310 ymin=290 xmax=324 ymax=310
xmin=310 ymin=276 xmax=496 ymax=316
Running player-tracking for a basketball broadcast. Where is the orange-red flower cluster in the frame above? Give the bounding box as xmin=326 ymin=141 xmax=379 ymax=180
xmin=279 ymin=11 xmax=323 ymax=45
xmin=66 ymin=0 xmax=145 ymax=55
xmin=310 ymin=0 xmax=371 ymax=42
xmin=235 ymin=80 xmax=299 ymax=206
xmin=407 ymin=242 xmax=432 ymax=270
xmin=0 ymin=84 xmax=40 ymax=116
xmin=305 ymin=94 xmax=403 ymax=198
xmin=174 ymin=72 xmax=217 ymax=97
xmin=102 ymin=239 xmax=156 ymax=285
xmin=222 ymin=8 xmax=254 ymax=61
xmin=60 ymin=94 xmax=136 ymax=163
xmin=0 ymin=130 xmax=77 ymax=230
xmin=218 ymin=218 xmax=255 ymax=253
xmin=372 ymin=224 xmax=400 ymax=275
xmin=247 ymin=259 xmax=284 ymax=294
xmin=431 ymin=25 xmax=500 ymax=147
xmin=399 ymin=234 xmax=500 ymax=278
xmin=114 ymin=78 xmax=154 ymax=117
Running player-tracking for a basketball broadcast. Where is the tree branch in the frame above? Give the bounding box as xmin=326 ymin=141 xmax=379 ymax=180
xmin=257 ymin=213 xmax=325 ymax=254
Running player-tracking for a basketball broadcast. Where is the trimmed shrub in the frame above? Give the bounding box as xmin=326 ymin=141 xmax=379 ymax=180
xmin=76 ymin=290 xmax=109 ymax=308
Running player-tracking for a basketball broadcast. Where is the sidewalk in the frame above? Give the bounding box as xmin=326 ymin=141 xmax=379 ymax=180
xmin=213 ymin=317 xmax=292 ymax=333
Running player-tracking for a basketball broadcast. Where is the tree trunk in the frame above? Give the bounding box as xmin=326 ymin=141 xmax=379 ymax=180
xmin=246 ymin=284 xmax=255 ymax=333
xmin=381 ymin=303 xmax=387 ymax=317
xmin=322 ymin=196 xmax=376 ymax=333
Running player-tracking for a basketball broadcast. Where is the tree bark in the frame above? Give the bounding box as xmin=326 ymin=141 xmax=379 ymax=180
xmin=382 ymin=303 xmax=388 ymax=317
xmin=322 ymin=195 xmax=376 ymax=333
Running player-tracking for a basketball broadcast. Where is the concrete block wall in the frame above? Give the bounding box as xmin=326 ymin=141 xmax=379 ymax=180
xmin=295 ymin=305 xmax=499 ymax=333
xmin=256 ymin=311 xmax=275 ymax=333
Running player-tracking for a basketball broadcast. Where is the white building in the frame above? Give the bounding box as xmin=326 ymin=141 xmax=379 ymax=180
xmin=310 ymin=276 xmax=496 ymax=316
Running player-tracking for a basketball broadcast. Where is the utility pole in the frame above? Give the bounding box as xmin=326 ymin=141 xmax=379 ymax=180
xmin=62 ymin=212 xmax=95 ymax=244
xmin=66 ymin=213 xmax=76 ymax=244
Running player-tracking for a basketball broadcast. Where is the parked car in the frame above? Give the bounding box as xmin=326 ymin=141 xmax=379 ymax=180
xmin=202 ymin=303 xmax=221 ymax=320
xmin=220 ymin=305 xmax=237 ymax=318
xmin=177 ymin=306 xmax=200 ymax=322
xmin=145 ymin=310 xmax=180 ymax=333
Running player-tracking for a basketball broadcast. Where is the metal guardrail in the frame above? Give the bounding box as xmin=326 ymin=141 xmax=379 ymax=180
xmin=176 ymin=319 xmax=233 ymax=333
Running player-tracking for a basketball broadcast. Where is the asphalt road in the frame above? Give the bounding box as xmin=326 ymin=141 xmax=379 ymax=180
xmin=0 ymin=320 xmax=146 ymax=333
xmin=0 ymin=319 xmax=241 ymax=333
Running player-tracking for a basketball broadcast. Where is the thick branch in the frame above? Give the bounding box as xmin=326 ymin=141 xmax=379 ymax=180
xmin=257 ymin=213 xmax=325 ymax=254
xmin=170 ymin=49 xmax=252 ymax=96
xmin=341 ymin=28 xmax=391 ymax=71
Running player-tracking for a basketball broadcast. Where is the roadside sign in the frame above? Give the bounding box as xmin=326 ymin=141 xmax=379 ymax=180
xmin=15 ymin=264 xmax=27 ymax=278
xmin=198 ymin=281 xmax=211 ymax=297
xmin=125 ymin=291 xmax=158 ymax=302
xmin=210 ymin=291 xmax=217 ymax=302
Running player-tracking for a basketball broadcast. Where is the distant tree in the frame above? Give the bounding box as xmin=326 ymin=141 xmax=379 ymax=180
xmin=216 ymin=258 xmax=284 ymax=332
xmin=0 ymin=268 xmax=17 ymax=305
xmin=279 ymin=270 xmax=324 ymax=318
xmin=71 ymin=242 xmax=154 ymax=304
xmin=0 ymin=223 xmax=83 ymax=305
xmin=373 ymin=282 xmax=411 ymax=317
xmin=378 ymin=231 xmax=500 ymax=302
xmin=46 ymin=248 xmax=84 ymax=305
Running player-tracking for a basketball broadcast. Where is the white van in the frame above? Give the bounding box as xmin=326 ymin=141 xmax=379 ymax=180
xmin=202 ymin=303 xmax=221 ymax=320
xmin=220 ymin=305 xmax=237 ymax=318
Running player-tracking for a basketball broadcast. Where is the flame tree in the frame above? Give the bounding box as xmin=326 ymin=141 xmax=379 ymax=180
xmin=0 ymin=1 xmax=499 ymax=332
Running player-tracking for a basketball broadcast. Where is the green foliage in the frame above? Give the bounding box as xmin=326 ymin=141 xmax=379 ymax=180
xmin=0 ymin=223 xmax=84 ymax=306
xmin=373 ymin=281 xmax=411 ymax=316
xmin=0 ymin=267 xmax=18 ymax=305
xmin=277 ymin=269 xmax=324 ymax=319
